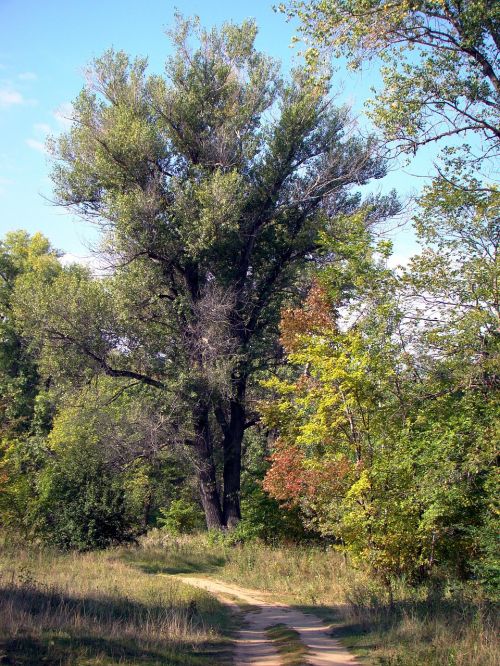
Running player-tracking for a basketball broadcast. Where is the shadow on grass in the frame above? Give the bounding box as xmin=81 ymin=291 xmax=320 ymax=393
xmin=124 ymin=552 xmax=227 ymax=576
xmin=0 ymin=635 xmax=167 ymax=666
xmin=296 ymin=595 xmax=499 ymax=665
xmin=0 ymin=636 xmax=230 ymax=666
xmin=0 ymin=585 xmax=232 ymax=666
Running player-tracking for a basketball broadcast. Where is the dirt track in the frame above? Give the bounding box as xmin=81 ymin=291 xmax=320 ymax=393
xmin=176 ymin=576 xmax=361 ymax=666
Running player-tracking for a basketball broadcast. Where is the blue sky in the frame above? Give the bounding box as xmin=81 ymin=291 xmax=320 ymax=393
xmin=0 ymin=0 xmax=424 ymax=263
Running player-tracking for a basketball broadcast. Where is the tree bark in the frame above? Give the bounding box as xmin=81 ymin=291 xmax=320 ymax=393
xmin=222 ymin=398 xmax=245 ymax=528
xmin=193 ymin=404 xmax=224 ymax=529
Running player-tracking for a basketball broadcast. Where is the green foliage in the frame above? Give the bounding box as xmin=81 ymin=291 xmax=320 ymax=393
xmin=1 ymin=358 xmax=199 ymax=548
xmin=33 ymin=443 xmax=130 ymax=551
xmin=238 ymin=483 xmax=310 ymax=543
xmin=0 ymin=232 xmax=60 ymax=437
xmin=0 ymin=232 xmax=61 ymax=534
xmin=30 ymin=381 xmax=202 ymax=549
xmin=157 ymin=499 xmax=205 ymax=535
xmin=261 ymin=190 xmax=499 ymax=588
xmin=12 ymin=16 xmax=394 ymax=529
xmin=238 ymin=427 xmax=319 ymax=544
xmin=281 ymin=0 xmax=499 ymax=169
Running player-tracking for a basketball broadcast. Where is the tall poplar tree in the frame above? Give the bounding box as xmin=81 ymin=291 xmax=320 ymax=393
xmin=18 ymin=18 xmax=395 ymax=528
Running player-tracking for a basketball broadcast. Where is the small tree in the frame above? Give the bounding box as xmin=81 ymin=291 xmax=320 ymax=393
xmin=17 ymin=18 xmax=395 ymax=529
xmin=261 ymin=184 xmax=499 ymax=584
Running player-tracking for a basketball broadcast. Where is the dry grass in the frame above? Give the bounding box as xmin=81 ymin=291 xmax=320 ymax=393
xmin=2 ymin=531 xmax=496 ymax=666
xmin=0 ymin=539 xmax=233 ymax=665
xmin=131 ymin=532 xmax=500 ymax=666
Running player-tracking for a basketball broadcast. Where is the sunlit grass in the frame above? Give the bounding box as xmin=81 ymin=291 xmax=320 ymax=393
xmin=1 ymin=532 xmax=496 ymax=666
xmin=266 ymin=624 xmax=309 ymax=665
xmin=0 ymin=539 xmax=234 ymax=665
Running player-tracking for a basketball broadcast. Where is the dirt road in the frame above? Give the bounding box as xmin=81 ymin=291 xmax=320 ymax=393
xmin=176 ymin=576 xmax=360 ymax=666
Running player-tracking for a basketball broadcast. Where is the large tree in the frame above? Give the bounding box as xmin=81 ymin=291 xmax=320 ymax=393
xmin=16 ymin=18 xmax=395 ymax=528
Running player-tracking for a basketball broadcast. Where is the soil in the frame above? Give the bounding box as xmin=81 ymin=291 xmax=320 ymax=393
xmin=176 ymin=575 xmax=361 ymax=666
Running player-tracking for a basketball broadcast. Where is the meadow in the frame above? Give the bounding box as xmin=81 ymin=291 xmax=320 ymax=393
xmin=0 ymin=533 xmax=498 ymax=665
xmin=0 ymin=537 xmax=234 ymax=666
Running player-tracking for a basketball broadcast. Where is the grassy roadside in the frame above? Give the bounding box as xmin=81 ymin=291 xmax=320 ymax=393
xmin=1 ymin=532 xmax=497 ymax=666
xmin=126 ymin=532 xmax=499 ymax=666
xmin=0 ymin=539 xmax=234 ymax=666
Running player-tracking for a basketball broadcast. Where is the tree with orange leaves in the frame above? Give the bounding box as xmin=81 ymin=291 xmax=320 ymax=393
xmin=260 ymin=202 xmax=499 ymax=588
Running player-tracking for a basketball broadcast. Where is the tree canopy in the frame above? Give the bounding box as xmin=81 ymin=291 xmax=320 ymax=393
xmin=280 ymin=0 xmax=499 ymax=169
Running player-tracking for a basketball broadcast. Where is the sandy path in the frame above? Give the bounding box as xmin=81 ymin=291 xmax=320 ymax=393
xmin=176 ymin=576 xmax=360 ymax=666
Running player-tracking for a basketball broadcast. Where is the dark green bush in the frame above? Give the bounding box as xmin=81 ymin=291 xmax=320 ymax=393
xmin=34 ymin=445 xmax=131 ymax=550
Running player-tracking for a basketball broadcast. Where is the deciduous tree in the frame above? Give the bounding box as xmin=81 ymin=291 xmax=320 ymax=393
xmin=15 ymin=18 xmax=394 ymax=528
xmin=280 ymin=0 xmax=499 ymax=167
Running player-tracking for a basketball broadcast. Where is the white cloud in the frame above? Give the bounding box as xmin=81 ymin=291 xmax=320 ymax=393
xmin=0 ymin=88 xmax=24 ymax=108
xmin=26 ymin=138 xmax=48 ymax=154
xmin=53 ymin=101 xmax=74 ymax=128
xmin=18 ymin=71 xmax=37 ymax=80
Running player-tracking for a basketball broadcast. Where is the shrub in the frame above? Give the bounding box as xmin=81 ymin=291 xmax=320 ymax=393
xmin=34 ymin=444 xmax=131 ymax=550
xmin=157 ymin=499 xmax=205 ymax=535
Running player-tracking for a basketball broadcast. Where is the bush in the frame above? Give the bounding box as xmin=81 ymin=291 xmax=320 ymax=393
xmin=204 ymin=484 xmax=314 ymax=547
xmin=34 ymin=445 xmax=131 ymax=550
xmin=157 ymin=499 xmax=205 ymax=535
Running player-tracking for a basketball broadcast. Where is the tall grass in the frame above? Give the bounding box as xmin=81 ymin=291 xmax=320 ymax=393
xmin=2 ymin=532 xmax=496 ymax=665
xmin=0 ymin=538 xmax=233 ymax=665
xmin=131 ymin=532 xmax=499 ymax=666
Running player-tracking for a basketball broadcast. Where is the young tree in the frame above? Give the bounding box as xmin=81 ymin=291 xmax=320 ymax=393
xmin=261 ymin=186 xmax=499 ymax=585
xmin=15 ymin=19 xmax=395 ymax=529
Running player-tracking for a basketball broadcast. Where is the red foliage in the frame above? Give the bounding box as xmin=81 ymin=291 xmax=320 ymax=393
xmin=263 ymin=439 xmax=305 ymax=506
xmin=264 ymin=437 xmax=353 ymax=507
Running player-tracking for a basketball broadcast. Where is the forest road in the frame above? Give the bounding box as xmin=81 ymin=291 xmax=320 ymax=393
xmin=174 ymin=575 xmax=361 ymax=666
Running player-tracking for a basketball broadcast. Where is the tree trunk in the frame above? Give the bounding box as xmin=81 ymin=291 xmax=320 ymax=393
xmin=222 ymin=399 xmax=245 ymax=528
xmin=193 ymin=404 xmax=224 ymax=529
